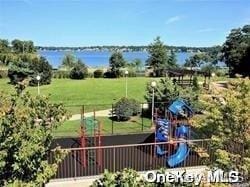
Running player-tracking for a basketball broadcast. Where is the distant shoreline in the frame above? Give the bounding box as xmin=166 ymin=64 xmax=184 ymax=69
xmin=36 ymin=45 xmax=217 ymax=53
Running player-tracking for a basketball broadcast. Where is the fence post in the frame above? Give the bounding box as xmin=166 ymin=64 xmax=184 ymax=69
xmin=111 ymin=104 xmax=114 ymax=134
xmin=113 ymin=147 xmax=116 ymax=172
xmin=74 ymin=150 xmax=77 ymax=178
xmin=141 ymin=103 xmax=144 ymax=132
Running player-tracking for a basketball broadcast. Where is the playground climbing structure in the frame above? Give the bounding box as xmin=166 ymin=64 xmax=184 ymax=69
xmin=79 ymin=109 xmax=102 ymax=168
xmin=155 ymin=98 xmax=193 ymax=167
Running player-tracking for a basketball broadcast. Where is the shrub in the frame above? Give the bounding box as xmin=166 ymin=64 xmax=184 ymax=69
xmin=69 ymin=60 xmax=88 ymax=80
xmin=128 ymin=98 xmax=141 ymax=115
xmin=69 ymin=65 xmax=88 ymax=80
xmin=215 ymin=68 xmax=228 ymax=77
xmin=94 ymin=69 xmax=103 ymax=78
xmin=92 ymin=168 xmax=175 ymax=187
xmin=0 ymin=70 xmax=8 ymax=78
xmin=103 ymin=71 xmax=116 ymax=78
xmin=114 ymin=97 xmax=140 ymax=121
xmin=53 ymin=70 xmax=70 ymax=79
xmin=70 ymin=66 xmax=84 ymax=79
xmin=120 ymin=70 xmax=137 ymax=77
xmin=91 ymin=169 xmax=145 ymax=187
xmin=128 ymin=70 xmax=137 ymax=77
xmin=192 ymin=76 xmax=200 ymax=92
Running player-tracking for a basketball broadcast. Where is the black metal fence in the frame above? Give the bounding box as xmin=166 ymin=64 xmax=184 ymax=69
xmin=65 ymin=102 xmax=171 ymax=135
xmin=49 ymin=139 xmax=212 ymax=179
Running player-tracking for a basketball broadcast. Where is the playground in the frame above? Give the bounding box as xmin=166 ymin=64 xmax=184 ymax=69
xmin=50 ymin=98 xmax=211 ymax=179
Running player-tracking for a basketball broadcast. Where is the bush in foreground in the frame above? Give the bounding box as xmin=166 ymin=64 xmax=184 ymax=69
xmin=198 ymin=78 xmax=250 ymax=174
xmin=114 ymin=97 xmax=140 ymax=121
xmin=91 ymin=169 xmax=147 ymax=187
xmin=0 ymin=82 xmax=69 ymax=186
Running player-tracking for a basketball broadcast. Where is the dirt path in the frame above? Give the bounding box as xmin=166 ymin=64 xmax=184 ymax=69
xmin=211 ymin=81 xmax=228 ymax=91
xmin=69 ymin=109 xmax=112 ymax=121
xmin=69 ymin=103 xmax=149 ymax=121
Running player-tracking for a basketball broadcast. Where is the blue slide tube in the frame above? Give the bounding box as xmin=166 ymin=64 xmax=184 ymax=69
xmin=167 ymin=125 xmax=190 ymax=167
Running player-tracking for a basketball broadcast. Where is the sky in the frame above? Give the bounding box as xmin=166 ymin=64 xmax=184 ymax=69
xmin=0 ymin=0 xmax=250 ymax=47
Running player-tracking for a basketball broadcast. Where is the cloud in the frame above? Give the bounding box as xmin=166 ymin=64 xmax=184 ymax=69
xmin=196 ymin=28 xmax=215 ymax=33
xmin=165 ymin=16 xmax=184 ymax=25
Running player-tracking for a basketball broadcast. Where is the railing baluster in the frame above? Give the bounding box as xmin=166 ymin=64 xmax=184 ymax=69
xmin=113 ymin=147 xmax=116 ymax=172
xmin=51 ymin=139 xmax=213 ymax=179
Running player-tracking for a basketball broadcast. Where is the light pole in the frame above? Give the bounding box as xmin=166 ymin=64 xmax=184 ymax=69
xmin=151 ymin=81 xmax=156 ymax=128
xmin=36 ymin=75 xmax=41 ymax=95
xmin=209 ymin=72 xmax=216 ymax=90
xmin=125 ymin=70 xmax=128 ymax=97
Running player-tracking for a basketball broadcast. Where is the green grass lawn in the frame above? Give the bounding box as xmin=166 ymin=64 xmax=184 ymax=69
xmin=0 ymin=77 xmax=159 ymax=113
xmin=0 ymin=76 xmax=236 ymax=137
xmin=0 ymin=76 xmax=234 ymax=114
xmin=53 ymin=116 xmax=152 ymax=137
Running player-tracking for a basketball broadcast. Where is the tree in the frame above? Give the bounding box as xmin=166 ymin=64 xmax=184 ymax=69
xmin=11 ymin=39 xmax=23 ymax=53
xmin=206 ymin=45 xmax=222 ymax=65
xmin=145 ymin=78 xmax=179 ymax=107
xmin=61 ymin=53 xmax=76 ymax=69
xmin=0 ymin=39 xmax=10 ymax=53
xmin=11 ymin=39 xmax=36 ymax=54
xmin=0 ymin=53 xmax=16 ymax=66
xmin=168 ymin=50 xmax=178 ymax=68
xmin=29 ymin=56 xmax=53 ymax=86
xmin=145 ymin=77 xmax=203 ymax=113
xmin=8 ymin=57 xmax=53 ymax=86
xmin=146 ymin=37 xmax=169 ymax=77
xmin=0 ymin=83 xmax=68 ymax=186
xmin=109 ymin=51 xmax=126 ymax=78
xmin=132 ymin=58 xmax=143 ymax=71
xmin=221 ymin=25 xmax=250 ymax=77
xmin=8 ymin=61 xmax=33 ymax=84
xmin=69 ymin=59 xmax=88 ymax=79
xmin=197 ymin=78 xmax=250 ymax=173
xmin=184 ymin=53 xmax=209 ymax=69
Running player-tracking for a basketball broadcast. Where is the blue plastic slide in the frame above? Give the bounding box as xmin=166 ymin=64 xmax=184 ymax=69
xmin=156 ymin=145 xmax=167 ymax=156
xmin=167 ymin=125 xmax=190 ymax=167
xmin=167 ymin=142 xmax=189 ymax=167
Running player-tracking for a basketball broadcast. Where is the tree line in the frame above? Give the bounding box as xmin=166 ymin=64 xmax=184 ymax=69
xmin=36 ymin=44 xmax=219 ymax=53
